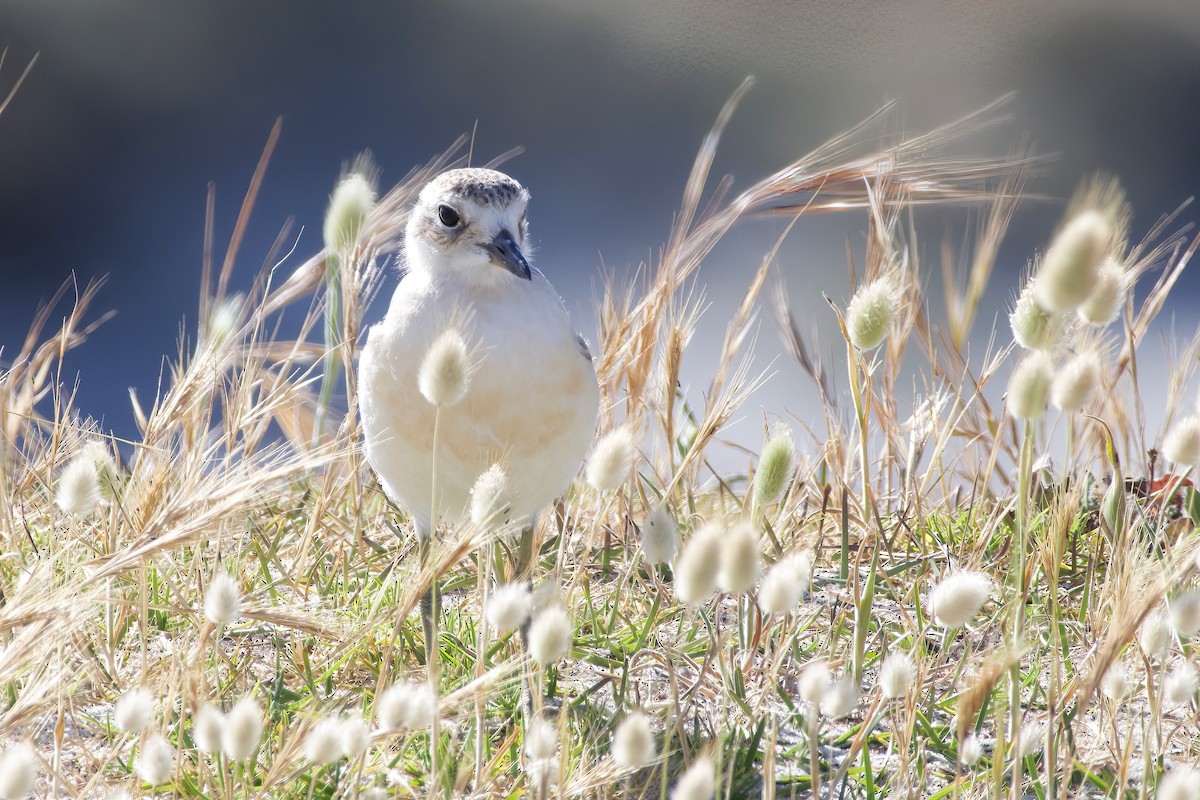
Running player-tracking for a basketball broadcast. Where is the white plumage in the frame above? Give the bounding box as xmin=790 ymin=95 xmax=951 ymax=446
xmin=359 ymin=168 xmax=599 ymax=536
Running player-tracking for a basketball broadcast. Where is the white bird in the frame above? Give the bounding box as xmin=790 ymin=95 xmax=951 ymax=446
xmin=359 ymin=168 xmax=599 ymax=538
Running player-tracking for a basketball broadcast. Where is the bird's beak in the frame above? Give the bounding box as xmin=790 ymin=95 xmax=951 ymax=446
xmin=482 ymin=229 xmax=532 ymax=280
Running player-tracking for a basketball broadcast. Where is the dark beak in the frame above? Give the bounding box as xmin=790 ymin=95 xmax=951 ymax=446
xmin=482 ymin=229 xmax=532 ymax=280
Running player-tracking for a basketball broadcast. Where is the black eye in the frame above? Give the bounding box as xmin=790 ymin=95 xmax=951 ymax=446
xmin=437 ymin=204 xmax=461 ymax=228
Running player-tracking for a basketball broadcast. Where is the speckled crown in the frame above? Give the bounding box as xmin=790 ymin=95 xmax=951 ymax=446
xmin=421 ymin=168 xmax=527 ymax=208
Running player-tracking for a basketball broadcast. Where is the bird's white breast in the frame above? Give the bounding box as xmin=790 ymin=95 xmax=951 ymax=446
xmin=359 ymin=269 xmax=599 ymax=529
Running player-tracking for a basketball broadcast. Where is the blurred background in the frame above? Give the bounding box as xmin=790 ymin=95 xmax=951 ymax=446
xmin=3 ymin=1 xmax=1200 ymax=460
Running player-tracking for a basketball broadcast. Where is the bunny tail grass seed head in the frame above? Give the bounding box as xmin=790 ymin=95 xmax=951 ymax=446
xmin=1169 ymin=590 xmax=1200 ymax=638
xmin=528 ymin=607 xmax=572 ymax=665
xmin=1158 ymin=767 xmax=1200 ymax=800
xmin=1165 ymin=661 xmax=1199 ymax=704
xmin=1009 ymin=280 xmax=1067 ymax=352
xmin=878 ymin=652 xmax=917 ymax=699
xmin=135 ymin=734 xmax=173 ymax=786
xmin=1007 ymin=351 xmax=1054 ymax=420
xmin=959 ymin=735 xmax=983 ymax=767
xmin=338 ymin=714 xmax=370 ymax=758
xmin=113 ymin=688 xmax=154 ymax=733
xmin=753 ymin=427 xmax=795 ymax=507
xmin=222 ymin=696 xmax=263 ymax=761
xmin=0 ymin=743 xmax=36 ymax=799
xmin=486 ymin=582 xmax=532 ymax=634
xmin=304 ymin=718 xmax=344 ymax=766
xmin=612 ymin=711 xmax=656 ymax=770
xmin=192 ymin=705 xmax=224 ymax=753
xmin=670 ymin=758 xmax=715 ymax=800
xmin=377 ymin=682 xmax=436 ymax=730
xmin=929 ymin=571 xmax=992 ymax=629
xmin=1078 ymin=258 xmax=1129 ymax=326
xmin=469 ymin=463 xmax=510 ymax=528
xmin=846 ymin=274 xmax=900 ymax=351
xmin=323 ymin=170 xmax=376 ymax=255
xmin=798 ymin=660 xmax=832 ymax=704
xmin=56 ymin=454 xmax=101 ymax=517
xmin=81 ymin=439 xmax=117 ymax=498
xmin=1035 ymin=209 xmax=1113 ymax=312
xmin=1015 ymin=720 xmax=1045 ymax=759
xmin=821 ymin=679 xmax=860 ymax=719
xmin=1101 ymin=662 xmax=1134 ymax=700
xmin=1051 ymin=350 xmax=1102 ymax=412
xmin=203 ymin=571 xmax=241 ymax=627
xmin=1139 ymin=611 xmax=1172 ymax=660
xmin=717 ymin=522 xmax=761 ymax=594
xmin=640 ymin=505 xmax=679 ymax=566
xmin=673 ymin=524 xmax=722 ymax=605
xmin=524 ymin=717 xmax=558 ymax=762
xmin=1163 ymin=417 xmax=1200 ymax=467
xmin=418 ymin=329 xmax=471 ymax=407
xmin=758 ymin=551 xmax=814 ymax=615
xmin=586 ymin=427 xmax=636 ymax=491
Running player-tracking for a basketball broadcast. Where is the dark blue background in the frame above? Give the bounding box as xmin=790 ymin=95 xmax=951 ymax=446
xmin=3 ymin=2 xmax=1199 ymax=445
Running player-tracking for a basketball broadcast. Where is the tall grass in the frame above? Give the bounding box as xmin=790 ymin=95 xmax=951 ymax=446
xmin=1 ymin=72 xmax=1199 ymax=798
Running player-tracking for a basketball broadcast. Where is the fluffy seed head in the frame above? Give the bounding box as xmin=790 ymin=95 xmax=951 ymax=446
xmin=673 ymin=525 xmax=722 ymax=605
xmin=192 ymin=704 xmax=224 ymax=753
xmin=878 ymin=652 xmax=916 ymax=700
xmin=1165 ymin=661 xmax=1198 ymax=704
xmin=670 ymin=758 xmax=715 ymax=800
xmin=113 ymin=688 xmax=154 ymax=733
xmin=0 ymin=743 xmax=37 ymax=799
xmin=1010 ymin=281 xmax=1067 ymax=351
xmin=1078 ymin=258 xmax=1128 ymax=326
xmin=758 ymin=551 xmax=814 ymax=615
xmin=1015 ymin=720 xmax=1044 ymax=759
xmin=528 ymin=608 xmax=572 ymax=665
xmin=1101 ymin=662 xmax=1134 ymax=701
xmin=1170 ymin=590 xmax=1200 ymax=638
xmin=798 ymin=660 xmax=832 ymax=704
xmin=1007 ymin=352 xmax=1055 ymax=420
xmin=821 ymin=679 xmax=860 ymax=719
xmin=1158 ymin=767 xmax=1200 ymax=800
xmin=753 ymin=428 xmax=795 ymax=508
xmin=846 ymin=275 xmax=901 ymax=351
xmin=337 ymin=714 xmax=370 ymax=758
xmin=377 ymin=682 xmax=436 ymax=730
xmin=1051 ymin=351 xmax=1102 ymax=412
xmin=222 ymin=696 xmax=263 ymax=761
xmin=1035 ymin=210 xmax=1112 ymax=312
xmin=586 ymin=427 xmax=636 ymax=491
xmin=717 ymin=522 xmax=761 ymax=594
xmin=1139 ymin=611 xmax=1173 ymax=660
xmin=929 ymin=571 xmax=992 ymax=629
xmin=81 ymin=439 xmax=117 ymax=498
xmin=56 ymin=455 xmax=101 ymax=517
xmin=525 ymin=717 xmax=558 ymax=762
xmin=612 ymin=711 xmax=656 ymax=770
xmin=323 ymin=171 xmax=376 ymax=255
xmin=486 ymin=583 xmax=532 ymax=634
xmin=1162 ymin=417 xmax=1200 ymax=467
xmin=640 ymin=505 xmax=679 ymax=566
xmin=204 ymin=571 xmax=241 ymax=627
xmin=959 ymin=735 xmax=983 ymax=766
xmin=304 ymin=718 xmax=344 ymax=765
xmin=135 ymin=734 xmax=173 ymax=786
xmin=469 ymin=464 xmax=510 ymax=528
xmin=418 ymin=329 xmax=471 ymax=407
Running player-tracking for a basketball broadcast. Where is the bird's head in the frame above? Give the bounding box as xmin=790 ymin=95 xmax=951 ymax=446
xmin=404 ymin=168 xmax=533 ymax=284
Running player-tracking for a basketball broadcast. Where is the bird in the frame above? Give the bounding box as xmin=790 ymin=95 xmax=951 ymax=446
xmin=358 ymin=167 xmax=600 ymax=541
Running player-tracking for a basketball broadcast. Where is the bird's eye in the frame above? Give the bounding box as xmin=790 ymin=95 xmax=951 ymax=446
xmin=437 ymin=204 xmax=461 ymax=228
